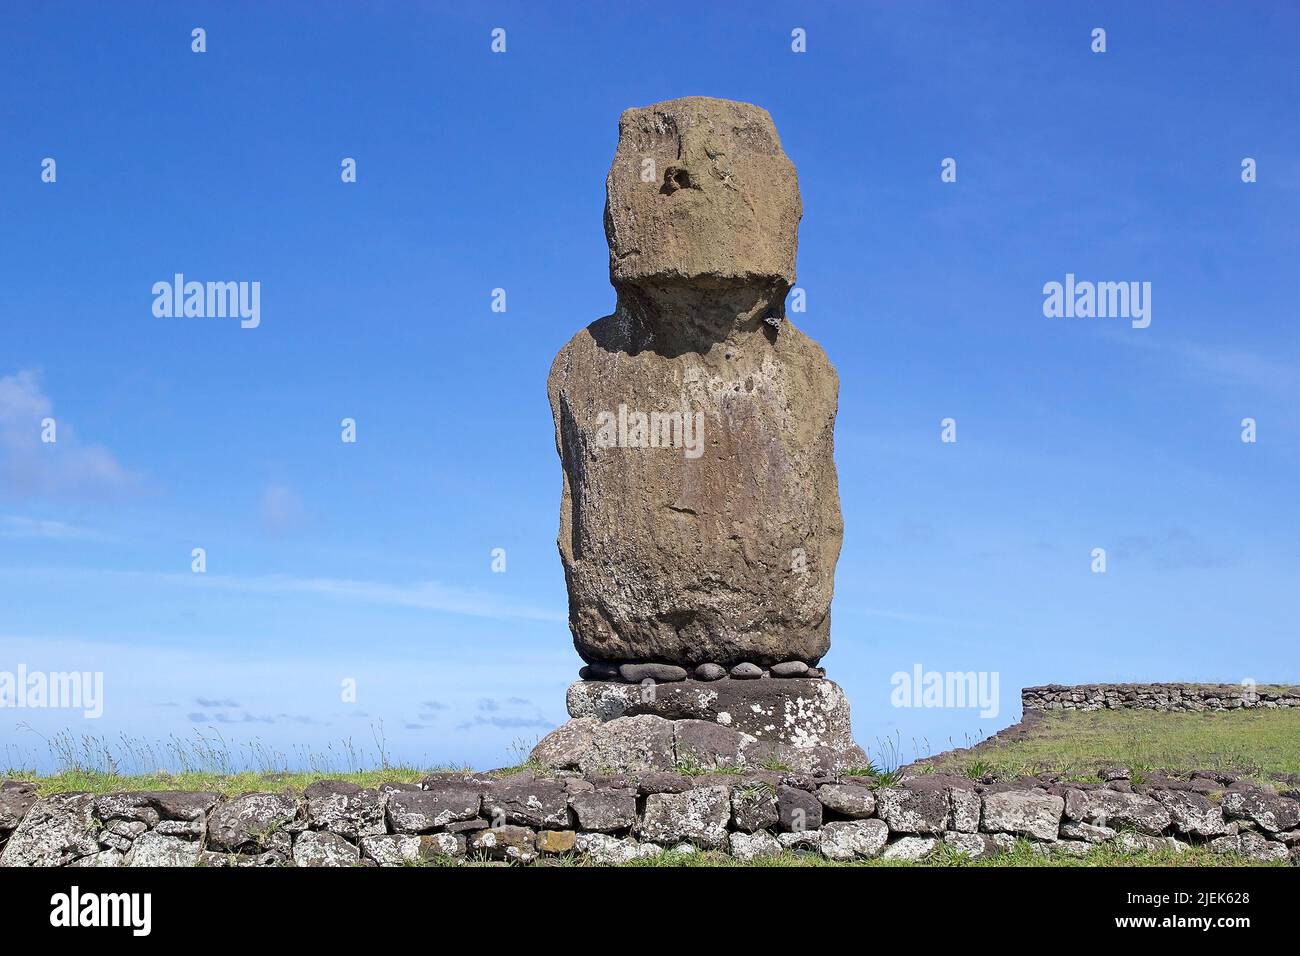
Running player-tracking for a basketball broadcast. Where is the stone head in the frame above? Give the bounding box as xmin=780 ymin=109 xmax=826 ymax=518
xmin=604 ymin=96 xmax=802 ymax=291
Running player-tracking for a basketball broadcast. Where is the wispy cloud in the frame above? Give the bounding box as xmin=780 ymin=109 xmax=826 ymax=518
xmin=0 ymin=370 xmax=134 ymax=497
xmin=1175 ymin=341 xmax=1300 ymax=398
xmin=195 ymin=696 xmax=240 ymax=708
xmin=1102 ymin=331 xmax=1300 ymax=400
xmin=1113 ymin=527 xmax=1225 ymax=571
xmin=455 ymin=714 xmax=553 ymax=731
xmin=0 ymin=515 xmax=105 ymax=541
xmin=10 ymin=567 xmax=567 ymax=624
xmin=838 ymin=605 xmax=979 ymax=628
xmin=188 ymin=572 xmax=566 ymax=623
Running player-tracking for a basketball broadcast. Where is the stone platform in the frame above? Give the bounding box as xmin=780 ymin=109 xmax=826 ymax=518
xmin=568 ymin=678 xmax=857 ymax=751
xmin=531 ymin=678 xmax=868 ymax=775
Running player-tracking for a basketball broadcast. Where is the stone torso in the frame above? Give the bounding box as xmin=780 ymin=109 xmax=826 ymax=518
xmin=549 ymin=309 xmax=842 ymax=667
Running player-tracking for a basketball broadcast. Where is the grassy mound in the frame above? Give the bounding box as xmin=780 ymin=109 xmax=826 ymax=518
xmin=926 ymin=707 xmax=1300 ymax=785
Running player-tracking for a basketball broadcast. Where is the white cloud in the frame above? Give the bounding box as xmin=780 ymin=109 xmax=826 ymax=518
xmin=0 ymin=370 xmax=133 ymax=497
xmin=196 ymin=571 xmax=567 ymax=623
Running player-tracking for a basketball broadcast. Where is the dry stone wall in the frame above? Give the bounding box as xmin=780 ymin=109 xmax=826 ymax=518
xmin=3 ymin=766 xmax=1297 ymax=867
xmin=1022 ymin=683 xmax=1300 ymax=713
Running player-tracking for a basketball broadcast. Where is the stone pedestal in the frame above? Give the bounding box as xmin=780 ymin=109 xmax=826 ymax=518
xmin=531 ymin=678 xmax=868 ymax=775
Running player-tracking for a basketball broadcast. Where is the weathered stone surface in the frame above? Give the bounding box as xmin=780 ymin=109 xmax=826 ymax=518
xmin=820 ymin=819 xmax=888 ymax=860
xmin=730 ymin=663 xmax=763 ymax=679
xmin=536 ymin=830 xmax=577 ymax=854
xmin=484 ymin=779 xmax=571 ymax=829
xmin=674 ymin=719 xmax=750 ymax=769
xmin=949 ymin=787 xmax=982 ymax=833
xmin=770 ymin=661 xmax=810 ymax=678
xmin=529 ymin=716 xmax=599 ymax=770
xmin=564 ymin=679 xmax=860 ymax=755
xmin=305 ymin=780 xmax=385 ymax=840
xmin=1153 ymin=790 xmax=1228 ymax=837
xmin=777 ymin=785 xmax=822 ymax=833
xmin=154 ymin=819 xmax=203 ymax=839
xmin=876 ymin=787 xmax=950 ymax=834
xmin=815 ymin=783 xmax=875 ymax=819
xmin=639 ymin=786 xmax=730 ymax=848
xmin=1114 ymin=832 xmax=1180 ymax=854
xmin=550 ymin=97 xmax=841 ymax=670
xmin=93 ymin=793 xmax=160 ymax=827
xmin=122 ymin=831 xmax=199 ymax=867
xmin=1209 ymin=834 xmax=1240 ymax=855
xmin=359 ymin=833 xmax=461 ymax=865
xmin=580 ymin=662 xmax=622 ymax=681
xmin=101 ymin=819 xmax=148 ymax=852
xmin=728 ymin=829 xmax=782 ymax=860
xmin=882 ymin=836 xmax=937 ymax=861
xmin=292 ymin=830 xmax=359 ymax=867
xmin=1237 ymin=831 xmax=1289 ymax=862
xmin=1059 ymin=820 xmax=1116 ymax=843
xmin=1063 ymin=788 xmax=1171 ymax=835
xmin=730 ymin=785 xmax=779 ymax=832
xmin=468 ymin=825 xmax=537 ymax=864
xmin=577 ymin=714 xmax=677 ymax=774
xmin=386 ymin=785 xmax=481 ymax=834
xmin=1024 ymin=682 xmax=1300 ymax=714
xmin=207 ymin=793 xmax=299 ymax=852
xmin=569 ymin=788 xmax=637 ymax=833
xmin=619 ymin=663 xmax=687 ymax=683
xmin=981 ymin=791 xmax=1063 ymax=842
xmin=942 ymin=831 xmax=1001 ymax=860
xmin=70 ymin=849 xmax=125 ymax=867
xmin=1221 ymin=789 xmax=1300 ymax=833
xmin=1 ymin=794 xmax=98 ymax=866
xmin=151 ymin=791 xmax=220 ymax=820
xmin=199 ymin=848 xmax=285 ymax=867
xmin=694 ymin=663 xmax=726 ymax=681
xmin=573 ymin=832 xmax=659 ymax=865
xmin=774 ymin=829 xmax=820 ymax=851
xmin=0 ymin=782 xmax=38 ymax=836
xmin=604 ymin=97 xmax=801 ymax=286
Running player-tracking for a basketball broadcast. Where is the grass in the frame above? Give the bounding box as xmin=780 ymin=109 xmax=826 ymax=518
xmin=12 ymin=768 xmax=433 ymax=798
xmin=1 ymin=724 xmax=477 ymax=797
xmin=927 ymin=708 xmax=1300 ymax=784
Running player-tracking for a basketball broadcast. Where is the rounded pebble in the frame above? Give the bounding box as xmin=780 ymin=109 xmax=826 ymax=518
xmin=730 ymin=662 xmax=763 ymax=679
xmin=693 ymin=663 xmax=727 ymax=681
xmin=619 ymin=662 xmax=688 ymax=683
xmin=770 ymin=661 xmax=810 ymax=677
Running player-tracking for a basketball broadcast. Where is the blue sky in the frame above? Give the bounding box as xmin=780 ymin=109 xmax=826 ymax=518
xmin=2 ymin=2 xmax=1297 ymax=772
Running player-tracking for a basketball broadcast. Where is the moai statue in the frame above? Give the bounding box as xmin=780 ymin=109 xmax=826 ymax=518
xmin=536 ymin=97 xmax=863 ymax=771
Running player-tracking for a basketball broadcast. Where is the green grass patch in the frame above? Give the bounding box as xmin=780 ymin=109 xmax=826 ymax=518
xmin=8 ymin=767 xmax=433 ymax=798
xmin=929 ymin=708 xmax=1300 ymax=783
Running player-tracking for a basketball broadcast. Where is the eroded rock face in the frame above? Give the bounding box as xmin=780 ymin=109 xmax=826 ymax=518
xmin=565 ymin=677 xmax=859 ymax=753
xmin=549 ymin=96 xmax=842 ymax=668
xmin=0 ymin=793 xmax=98 ymax=867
